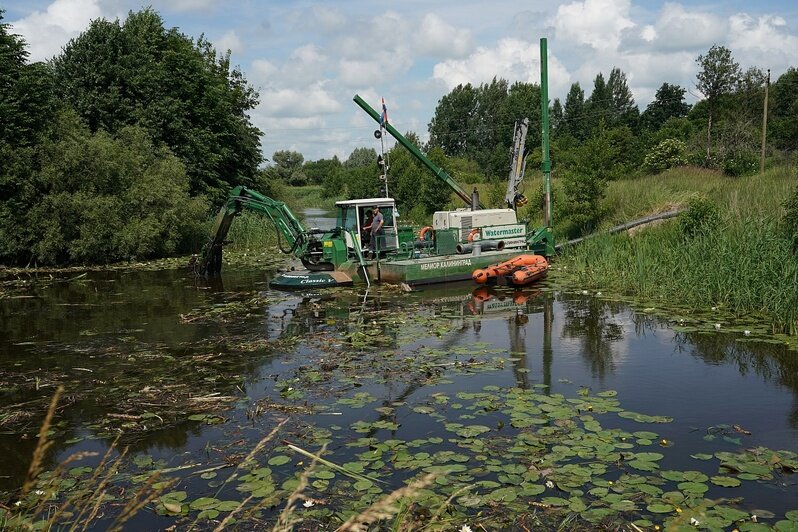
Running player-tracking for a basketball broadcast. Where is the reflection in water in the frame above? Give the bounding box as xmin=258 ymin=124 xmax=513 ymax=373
xmin=560 ymin=294 xmax=625 ymax=380
xmin=677 ymin=331 xmax=798 ymax=429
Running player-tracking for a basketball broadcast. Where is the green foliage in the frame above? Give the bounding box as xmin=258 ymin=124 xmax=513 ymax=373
xmin=22 ymin=112 xmax=207 ymax=264
xmin=51 ymin=8 xmax=261 ymax=202
xmin=303 ymin=156 xmax=342 ymax=186
xmin=782 ymin=185 xmax=798 ymax=252
xmin=428 ymin=78 xmax=540 ymax=180
xmin=642 ymin=83 xmax=690 ymax=130
xmin=644 ymin=139 xmax=687 ymax=174
xmin=0 ymin=11 xmax=57 ymax=149
xmin=268 ymin=150 xmax=306 ymax=185
xmin=345 ymin=166 xmax=381 ymax=200
xmin=389 ymin=144 xmax=452 ymax=216
xmin=345 ymin=147 xmax=378 ymax=168
xmin=721 ymin=150 xmax=758 ymax=177
xmin=769 ymin=68 xmax=798 ymax=151
xmin=680 ymin=196 xmax=721 ymax=239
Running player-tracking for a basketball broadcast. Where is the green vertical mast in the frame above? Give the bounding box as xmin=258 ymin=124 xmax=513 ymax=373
xmin=525 ymin=37 xmax=555 ymax=257
xmin=540 ymin=37 xmax=552 ymax=228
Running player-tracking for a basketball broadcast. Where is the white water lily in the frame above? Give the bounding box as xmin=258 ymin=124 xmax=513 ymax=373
xmin=303 ymin=499 xmax=315 ymax=508
xmin=545 ymin=480 xmax=554 ymax=489
xmin=744 ymin=330 xmax=751 ymax=336
xmin=459 ymin=525 xmax=473 ymax=532
xmin=714 ymin=323 xmax=721 ymax=330
xmin=752 ymin=515 xmax=758 ymax=522
xmin=690 ymin=517 xmax=700 ymax=526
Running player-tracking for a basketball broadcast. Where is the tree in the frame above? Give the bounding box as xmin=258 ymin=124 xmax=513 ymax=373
xmin=51 ymin=9 xmax=262 ymax=201
xmin=24 ymin=110 xmax=207 ymax=264
xmin=550 ymin=98 xmax=564 ymax=135
xmin=303 ymin=156 xmax=342 ymax=186
xmin=696 ymin=45 xmax=741 ymax=158
xmin=642 ymin=83 xmax=690 ymax=130
xmin=0 ymin=10 xmax=58 ymax=264
xmin=269 ymin=150 xmax=305 ymax=185
xmin=345 ymin=147 xmax=378 ymax=168
xmin=769 ymin=68 xmax=798 ymax=151
xmin=607 ymin=68 xmax=638 ymax=129
xmin=561 ymin=83 xmax=586 ymax=139
xmin=428 ymin=83 xmax=478 ymax=156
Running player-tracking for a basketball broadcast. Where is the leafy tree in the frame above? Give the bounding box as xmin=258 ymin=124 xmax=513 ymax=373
xmin=428 ymin=83 xmax=478 ymax=156
xmin=51 ymin=8 xmax=262 ymax=201
xmin=23 ymin=111 xmax=207 ymax=264
xmin=303 ymin=156 xmax=342 ymax=186
xmin=561 ymin=83 xmax=586 ymax=139
xmin=696 ymin=45 xmax=741 ymax=158
xmin=643 ymin=139 xmax=688 ymax=174
xmin=769 ymin=68 xmax=798 ymax=151
xmin=642 ymin=83 xmax=690 ymax=130
xmin=550 ymin=98 xmax=564 ymax=135
xmin=607 ymin=68 xmax=638 ymax=129
xmin=269 ymin=150 xmax=306 ymax=185
xmin=344 ymin=147 xmax=378 ymax=168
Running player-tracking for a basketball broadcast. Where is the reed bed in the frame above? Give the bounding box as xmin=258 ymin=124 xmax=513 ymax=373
xmin=560 ymin=217 xmax=798 ymax=335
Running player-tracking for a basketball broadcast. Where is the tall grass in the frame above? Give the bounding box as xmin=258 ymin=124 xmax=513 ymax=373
xmin=560 ymin=208 xmax=798 ymax=335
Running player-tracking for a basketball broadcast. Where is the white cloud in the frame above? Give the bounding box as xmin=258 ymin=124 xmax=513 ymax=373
xmin=311 ymin=6 xmax=348 ymax=33
xmin=432 ymin=38 xmax=572 ymax=96
xmin=414 ymin=13 xmax=473 ymax=58
xmin=338 ymin=50 xmax=414 ymax=88
xmin=258 ymin=86 xmax=341 ymax=118
xmin=552 ymin=0 xmax=635 ymax=52
xmin=216 ymin=30 xmax=244 ymax=55
xmin=648 ymin=3 xmax=727 ymax=52
xmin=10 ymin=0 xmax=103 ymax=61
xmin=161 ymin=0 xmax=216 ymax=13
xmin=728 ymin=13 xmax=798 ymax=70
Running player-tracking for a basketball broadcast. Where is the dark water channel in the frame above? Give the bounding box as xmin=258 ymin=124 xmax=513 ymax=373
xmin=1 ymin=260 xmax=797 ymax=528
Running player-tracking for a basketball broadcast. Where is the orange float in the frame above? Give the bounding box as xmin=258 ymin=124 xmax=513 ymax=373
xmin=471 ymin=254 xmax=549 ymax=286
xmin=418 ymin=226 xmax=433 ymax=240
xmin=510 ymin=261 xmax=549 ymax=286
xmin=466 ymin=228 xmax=480 ymax=242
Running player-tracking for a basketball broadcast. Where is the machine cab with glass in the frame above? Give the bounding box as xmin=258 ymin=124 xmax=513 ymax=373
xmin=335 ymin=198 xmax=399 ymax=254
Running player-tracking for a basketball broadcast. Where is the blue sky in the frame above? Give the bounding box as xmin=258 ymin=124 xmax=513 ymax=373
xmin=6 ymin=0 xmax=798 ymax=162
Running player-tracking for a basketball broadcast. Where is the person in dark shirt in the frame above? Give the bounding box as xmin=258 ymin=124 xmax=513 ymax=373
xmin=368 ymin=206 xmax=384 ymax=257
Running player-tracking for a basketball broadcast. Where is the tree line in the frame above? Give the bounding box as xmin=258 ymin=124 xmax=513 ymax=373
xmin=0 ymin=9 xmax=261 ymax=265
xmin=2 ymin=5 xmax=796 ymax=265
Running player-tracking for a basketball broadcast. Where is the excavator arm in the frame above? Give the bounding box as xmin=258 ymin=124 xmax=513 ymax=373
xmin=195 ymin=186 xmax=308 ymax=276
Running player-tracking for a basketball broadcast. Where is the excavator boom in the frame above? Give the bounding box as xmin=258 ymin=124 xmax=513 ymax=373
xmin=195 ymin=186 xmax=307 ymax=276
xmin=353 ymin=94 xmax=484 ymax=209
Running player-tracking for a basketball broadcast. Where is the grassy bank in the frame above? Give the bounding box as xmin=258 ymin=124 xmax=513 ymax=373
xmin=556 ymin=165 xmax=798 ymax=335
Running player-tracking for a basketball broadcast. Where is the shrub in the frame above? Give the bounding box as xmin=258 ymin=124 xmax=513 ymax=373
xmin=680 ymin=196 xmax=721 ymax=238
xmin=722 ymin=150 xmax=758 ymax=177
xmin=643 ymin=138 xmax=687 ymax=174
xmin=26 ymin=112 xmax=208 ymax=264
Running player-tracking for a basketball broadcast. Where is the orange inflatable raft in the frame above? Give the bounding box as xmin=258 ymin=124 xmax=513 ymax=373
xmin=472 ymin=254 xmax=548 ymax=286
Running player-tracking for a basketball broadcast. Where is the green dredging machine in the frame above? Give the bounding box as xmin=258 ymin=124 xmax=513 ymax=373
xmin=195 ymin=39 xmax=555 ymax=289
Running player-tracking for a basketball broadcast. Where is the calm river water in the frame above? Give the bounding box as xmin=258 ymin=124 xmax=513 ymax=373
xmin=0 ymin=213 xmax=796 ymax=528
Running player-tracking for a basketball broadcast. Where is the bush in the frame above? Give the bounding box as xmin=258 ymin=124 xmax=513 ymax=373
xmin=26 ymin=112 xmax=208 ymax=264
xmin=722 ymin=150 xmax=758 ymax=177
xmin=643 ymin=139 xmax=687 ymax=174
xmin=680 ymin=196 xmax=721 ymax=238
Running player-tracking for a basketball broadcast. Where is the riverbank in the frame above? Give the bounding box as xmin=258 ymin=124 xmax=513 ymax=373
xmin=554 ymin=165 xmax=798 ymax=338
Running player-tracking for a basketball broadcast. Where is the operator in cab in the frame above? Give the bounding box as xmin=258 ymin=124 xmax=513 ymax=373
xmin=368 ymin=205 xmax=384 ymax=257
